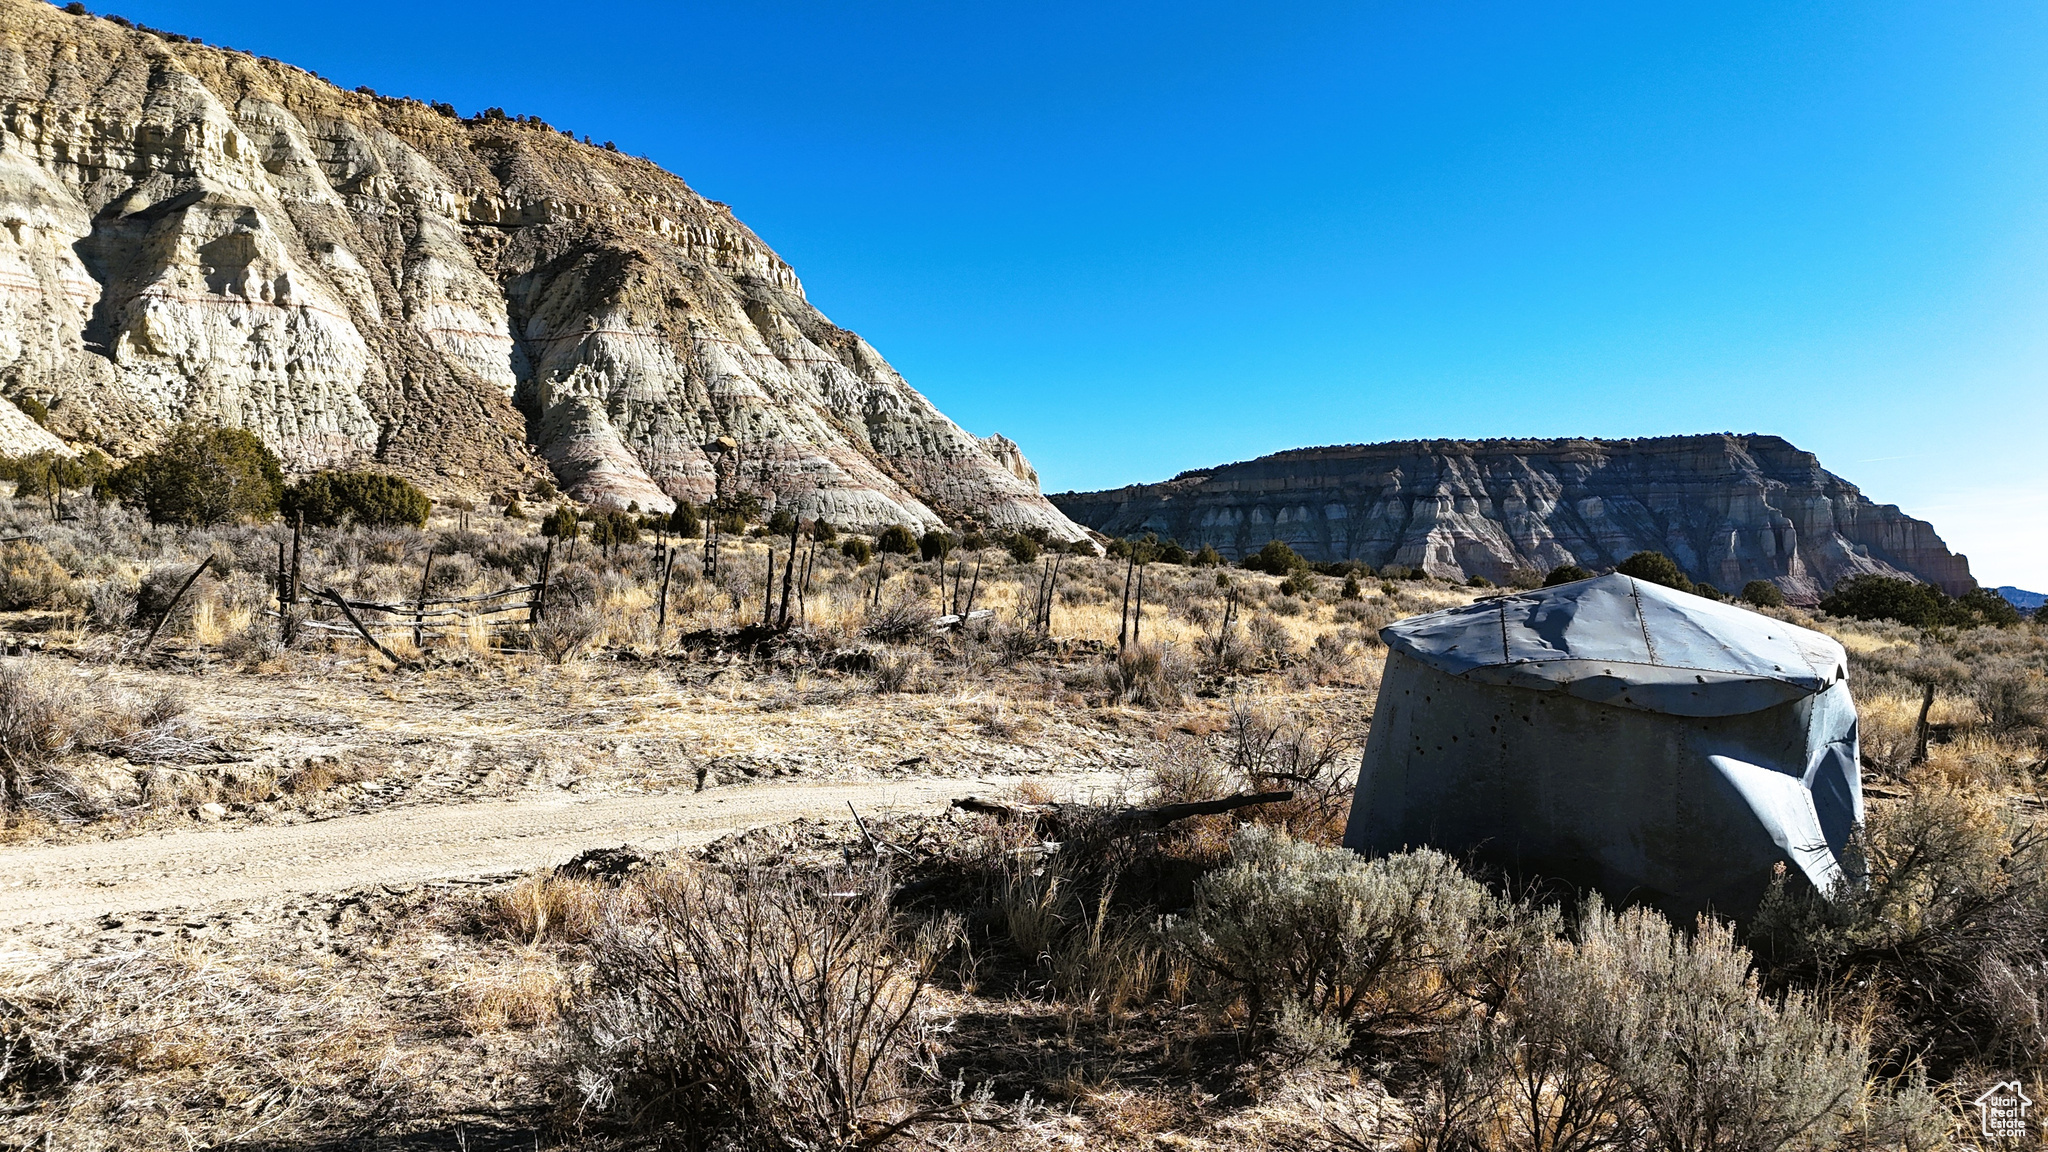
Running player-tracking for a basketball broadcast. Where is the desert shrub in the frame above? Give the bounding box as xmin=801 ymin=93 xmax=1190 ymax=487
xmin=0 ymin=448 xmax=111 ymax=498
xmin=863 ymin=597 xmax=935 ymax=644
xmin=106 ymin=425 xmax=283 ymax=526
xmin=1107 ymin=641 xmax=1197 ymax=708
xmin=917 ymin=530 xmax=954 ymax=562
xmin=1835 ymin=577 xmax=1932 ymax=626
xmin=810 ymin=519 xmax=837 ymax=543
xmin=564 ymin=867 xmax=962 ymax=1148
xmin=529 ymin=605 xmax=604 ymax=663
xmin=1004 ymin=534 xmax=1040 ymax=563
xmin=1223 ymin=702 xmax=1356 ymax=842
xmin=1693 ymin=582 xmax=1724 ymax=601
xmin=1242 ymin=539 xmax=1306 ymax=576
xmin=1975 ymin=666 xmax=2048 ymax=734
xmin=766 ymin=508 xmax=798 ymax=536
xmin=83 ymin=578 xmax=137 ymax=629
xmin=1742 ymin=579 xmax=1786 ymax=608
xmin=1544 ymin=564 xmax=1593 ymax=586
xmin=0 ymin=541 xmax=72 ymax=610
xmin=1194 ymin=545 xmax=1222 ymax=567
xmin=280 ymin=470 xmax=430 ymax=529
xmin=840 ymin=537 xmax=872 ymax=564
xmin=1615 ymin=551 xmax=1694 ymax=593
xmin=1158 ymin=540 xmax=1190 ymax=565
xmin=871 ymin=648 xmax=930 ymax=693
xmin=9 ymin=394 xmax=47 ymax=426
xmin=1480 ymin=901 xmax=1867 ymax=1152
xmin=136 ymin=562 xmax=218 ymax=631
xmin=586 ymin=509 xmax=640 ymax=550
xmin=1168 ymin=827 xmax=1515 ymax=1042
xmin=425 ymin=550 xmax=478 ymax=595
xmin=1751 ymin=784 xmax=2048 ymax=1074
xmin=540 ymin=503 xmax=581 ymax=539
xmin=503 ymin=494 xmax=527 ymax=520
xmin=1248 ymin=612 xmax=1295 ymax=665
xmin=1341 ymin=573 xmax=1362 ymax=600
xmin=668 ymin=501 xmax=700 ymax=537
xmin=1278 ymin=569 xmax=1316 ymax=597
xmin=875 ymin=524 xmax=918 ymax=556
xmin=0 ymin=661 xmax=213 ymax=815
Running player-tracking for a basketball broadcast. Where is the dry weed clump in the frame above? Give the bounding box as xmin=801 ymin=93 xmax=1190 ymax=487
xmin=563 ymin=865 xmax=979 ymax=1149
xmin=1106 ymin=641 xmax=1198 ymax=708
xmin=0 ymin=658 xmax=227 ymax=819
xmin=447 ymin=953 xmax=569 ymax=1034
xmin=481 ymin=873 xmax=611 ymax=945
xmin=0 ymin=541 xmax=72 ymax=611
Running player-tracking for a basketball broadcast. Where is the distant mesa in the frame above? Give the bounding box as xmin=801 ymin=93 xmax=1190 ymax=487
xmin=1997 ymin=586 xmax=2045 ymax=614
xmin=1049 ymin=434 xmax=1974 ymax=604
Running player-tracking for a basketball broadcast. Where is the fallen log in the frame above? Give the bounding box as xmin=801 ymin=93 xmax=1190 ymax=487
xmin=949 ymin=790 xmax=1295 ymax=835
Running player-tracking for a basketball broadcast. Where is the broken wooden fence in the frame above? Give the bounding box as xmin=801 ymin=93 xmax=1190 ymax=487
xmin=271 ymin=583 xmax=542 ymax=655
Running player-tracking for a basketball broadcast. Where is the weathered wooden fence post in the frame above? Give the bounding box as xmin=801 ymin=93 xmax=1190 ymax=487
xmin=1132 ymin=562 xmax=1146 ymax=647
xmin=1116 ymin=555 xmax=1135 ymax=649
xmin=140 ymin=559 xmax=211 ymax=656
xmin=655 ymin=546 xmax=675 ymax=648
xmin=289 ymin=512 xmax=304 ymax=605
xmin=776 ymin=521 xmax=799 ymax=630
xmin=275 ymin=539 xmax=289 ymax=644
xmin=531 ymin=537 xmax=556 ymax=625
xmin=414 ymin=550 xmax=437 ymax=649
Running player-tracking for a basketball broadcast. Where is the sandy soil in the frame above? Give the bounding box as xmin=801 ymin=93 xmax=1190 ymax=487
xmin=0 ymin=771 xmax=1118 ymax=931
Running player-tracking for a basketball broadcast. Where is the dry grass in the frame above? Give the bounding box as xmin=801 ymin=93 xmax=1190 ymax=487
xmin=481 ymin=874 xmax=610 ymax=945
xmin=446 ymin=951 xmax=569 ymax=1034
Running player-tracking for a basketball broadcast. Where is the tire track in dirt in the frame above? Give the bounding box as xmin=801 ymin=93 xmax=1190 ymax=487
xmin=0 ymin=774 xmax=1107 ymax=928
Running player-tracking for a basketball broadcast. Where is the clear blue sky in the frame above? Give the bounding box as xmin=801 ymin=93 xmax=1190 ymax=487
xmin=112 ymin=1 xmax=2048 ymax=588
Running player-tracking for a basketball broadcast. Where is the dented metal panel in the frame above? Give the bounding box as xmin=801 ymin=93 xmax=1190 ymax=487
xmin=1346 ymin=574 xmax=1862 ymax=919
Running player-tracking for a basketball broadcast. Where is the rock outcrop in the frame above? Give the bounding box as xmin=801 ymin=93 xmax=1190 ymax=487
xmin=0 ymin=0 xmax=1088 ymax=540
xmin=1051 ymin=435 xmax=1974 ymax=601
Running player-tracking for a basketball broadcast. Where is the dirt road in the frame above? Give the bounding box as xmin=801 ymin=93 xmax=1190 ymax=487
xmin=0 ymin=774 xmax=1099 ymax=929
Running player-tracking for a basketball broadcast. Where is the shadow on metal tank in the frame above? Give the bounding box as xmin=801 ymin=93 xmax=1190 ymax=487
xmin=1342 ymin=573 xmax=1862 ymax=921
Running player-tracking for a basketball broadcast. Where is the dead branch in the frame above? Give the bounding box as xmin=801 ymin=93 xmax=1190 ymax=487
xmin=949 ymin=789 xmax=1295 ymax=835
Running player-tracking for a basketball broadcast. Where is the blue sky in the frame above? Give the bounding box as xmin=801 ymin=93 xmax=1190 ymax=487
xmin=115 ymin=1 xmax=2048 ymax=587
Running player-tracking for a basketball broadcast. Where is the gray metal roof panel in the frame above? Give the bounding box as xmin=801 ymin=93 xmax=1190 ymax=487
xmin=1380 ymin=573 xmax=1849 ymax=717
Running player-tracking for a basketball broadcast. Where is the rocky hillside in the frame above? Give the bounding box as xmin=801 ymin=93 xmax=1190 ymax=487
xmin=0 ymin=0 xmax=1087 ymax=540
xmin=1051 ymin=435 xmax=1973 ymax=601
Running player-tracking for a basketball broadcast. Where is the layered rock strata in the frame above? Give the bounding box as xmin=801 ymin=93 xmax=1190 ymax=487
xmin=0 ymin=0 xmax=1086 ymax=539
xmin=1051 ymin=435 xmax=1973 ymax=601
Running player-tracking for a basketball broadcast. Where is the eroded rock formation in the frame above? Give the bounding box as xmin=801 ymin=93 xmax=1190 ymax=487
xmin=1051 ymin=435 xmax=1974 ymax=601
xmin=0 ymin=0 xmax=1086 ymax=540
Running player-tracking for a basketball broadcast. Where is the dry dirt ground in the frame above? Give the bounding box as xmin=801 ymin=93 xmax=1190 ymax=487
xmin=0 ymin=620 xmax=1309 ymax=1149
xmin=0 ymin=774 xmax=1117 ymax=934
xmin=0 ymin=635 xmax=1152 ymax=935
